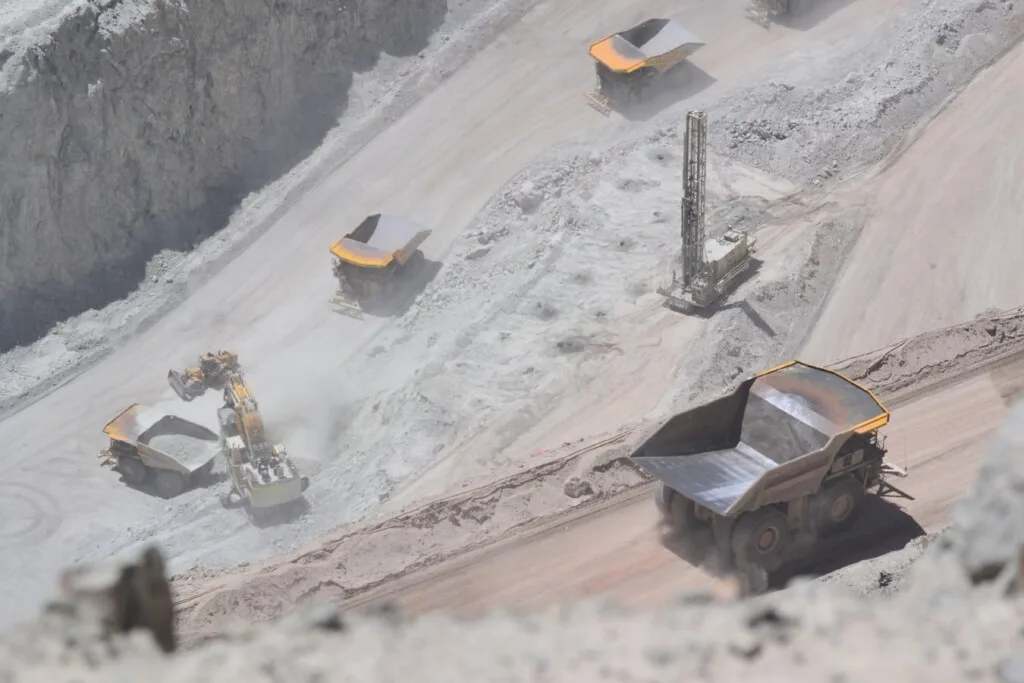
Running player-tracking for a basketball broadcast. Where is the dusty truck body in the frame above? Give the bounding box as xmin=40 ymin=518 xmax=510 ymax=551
xmin=586 ymin=18 xmax=704 ymax=114
xmin=745 ymin=0 xmax=818 ymax=27
xmin=100 ymin=404 xmax=220 ymax=498
xmin=329 ymin=213 xmax=432 ymax=318
xmin=630 ymin=361 xmax=905 ymax=577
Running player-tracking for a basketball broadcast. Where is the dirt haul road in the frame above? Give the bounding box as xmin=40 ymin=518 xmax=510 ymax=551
xmin=337 ymin=352 xmax=1024 ymax=617
xmin=802 ymin=37 xmax=1024 ymax=363
xmin=0 ymin=0 xmax=913 ymax=628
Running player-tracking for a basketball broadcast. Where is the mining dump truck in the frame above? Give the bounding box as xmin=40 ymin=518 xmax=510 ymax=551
xmin=630 ymin=361 xmax=908 ymax=581
xmin=329 ymin=213 xmax=432 ymax=318
xmin=745 ymin=0 xmax=815 ymax=27
xmin=586 ymin=18 xmax=704 ymax=114
xmin=167 ymin=350 xmax=240 ymax=402
xmin=217 ymin=373 xmax=309 ymax=522
xmin=99 ymin=404 xmax=220 ymax=498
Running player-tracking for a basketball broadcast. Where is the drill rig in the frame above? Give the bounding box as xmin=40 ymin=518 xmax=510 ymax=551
xmin=217 ymin=373 xmax=308 ymax=521
xmin=167 ymin=350 xmax=240 ymax=402
xmin=657 ymin=110 xmax=755 ymax=313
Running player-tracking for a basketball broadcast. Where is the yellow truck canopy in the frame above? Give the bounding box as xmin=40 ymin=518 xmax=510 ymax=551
xmin=329 ymin=214 xmax=432 ymax=268
xmin=589 ymin=18 xmax=705 ymax=74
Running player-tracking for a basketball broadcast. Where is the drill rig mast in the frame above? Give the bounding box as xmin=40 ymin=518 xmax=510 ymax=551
xmin=658 ymin=110 xmax=755 ymax=313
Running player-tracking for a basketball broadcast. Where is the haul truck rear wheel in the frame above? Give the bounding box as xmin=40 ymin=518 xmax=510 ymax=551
xmin=656 ymin=484 xmax=702 ymax=534
xmin=154 ymin=471 xmax=186 ymax=499
xmin=731 ymin=506 xmax=790 ymax=572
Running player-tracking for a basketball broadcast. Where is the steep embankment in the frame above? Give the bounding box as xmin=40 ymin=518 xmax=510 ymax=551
xmin=0 ymin=0 xmax=446 ymax=352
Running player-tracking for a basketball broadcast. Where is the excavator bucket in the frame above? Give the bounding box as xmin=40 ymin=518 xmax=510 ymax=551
xmin=167 ymin=369 xmax=204 ymax=402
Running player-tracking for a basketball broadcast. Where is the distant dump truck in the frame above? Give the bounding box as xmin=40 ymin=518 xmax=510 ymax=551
xmin=745 ymin=0 xmax=816 ymax=27
xmin=586 ymin=18 xmax=704 ymax=114
xmin=100 ymin=404 xmax=220 ymax=498
xmin=630 ymin=361 xmax=907 ymax=578
xmin=329 ymin=213 xmax=432 ymax=318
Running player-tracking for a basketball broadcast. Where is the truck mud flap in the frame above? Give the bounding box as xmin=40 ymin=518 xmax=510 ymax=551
xmin=329 ymin=294 xmax=365 ymax=319
xmin=585 ymin=91 xmax=612 ymax=116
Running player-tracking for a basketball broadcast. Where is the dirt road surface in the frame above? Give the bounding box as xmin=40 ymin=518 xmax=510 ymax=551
xmin=802 ymin=37 xmax=1024 ymax=363
xmin=0 ymin=0 xmax=914 ymax=628
xmin=339 ymin=353 xmax=1024 ymax=617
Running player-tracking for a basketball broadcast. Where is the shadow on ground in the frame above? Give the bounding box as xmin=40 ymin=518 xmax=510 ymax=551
xmin=660 ymin=257 xmax=767 ymax=323
xmin=247 ymin=498 xmax=312 ymax=529
xmin=657 ymin=495 xmax=925 ymax=591
xmin=344 ymin=257 xmax=444 ymax=318
xmin=117 ymin=463 xmax=227 ymax=500
xmin=606 ymin=62 xmax=718 ymax=123
xmin=774 ymin=496 xmax=925 ymax=586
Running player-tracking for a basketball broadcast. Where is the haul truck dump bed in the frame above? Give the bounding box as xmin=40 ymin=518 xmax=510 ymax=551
xmin=100 ymin=404 xmax=220 ymax=498
xmin=329 ymin=213 xmax=432 ymax=318
xmin=587 ymin=18 xmax=704 ymax=113
xmin=631 ymin=361 xmax=904 ymax=584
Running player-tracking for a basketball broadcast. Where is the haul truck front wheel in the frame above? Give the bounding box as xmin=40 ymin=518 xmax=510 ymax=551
xmin=814 ymin=475 xmax=865 ymax=536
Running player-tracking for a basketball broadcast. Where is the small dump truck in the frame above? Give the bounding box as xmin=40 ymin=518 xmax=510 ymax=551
xmin=630 ymin=361 xmax=908 ymax=579
xmin=329 ymin=213 xmax=432 ymax=318
xmin=586 ymin=18 xmax=704 ymax=114
xmin=100 ymin=404 xmax=220 ymax=498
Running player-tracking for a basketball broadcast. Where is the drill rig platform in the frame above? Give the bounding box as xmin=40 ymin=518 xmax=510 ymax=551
xmin=658 ymin=110 xmax=755 ymax=313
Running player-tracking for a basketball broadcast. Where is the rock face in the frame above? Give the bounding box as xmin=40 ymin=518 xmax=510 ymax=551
xmin=0 ymin=0 xmax=446 ymax=352
xmin=2 ymin=400 xmax=1023 ymax=682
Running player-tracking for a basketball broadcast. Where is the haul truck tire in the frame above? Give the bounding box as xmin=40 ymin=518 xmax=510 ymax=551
xmin=154 ymin=471 xmax=187 ymax=499
xmin=731 ymin=505 xmax=790 ymax=572
xmin=814 ymin=475 xmax=865 ymax=536
xmin=656 ymin=484 xmax=702 ymax=534
xmin=119 ymin=456 xmax=147 ymax=486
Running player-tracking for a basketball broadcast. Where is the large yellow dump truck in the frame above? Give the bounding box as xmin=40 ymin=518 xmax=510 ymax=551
xmin=99 ymin=404 xmax=220 ymax=498
xmin=329 ymin=213 xmax=432 ymax=318
xmin=630 ymin=361 xmax=909 ymax=588
xmin=587 ymin=18 xmax=704 ymax=114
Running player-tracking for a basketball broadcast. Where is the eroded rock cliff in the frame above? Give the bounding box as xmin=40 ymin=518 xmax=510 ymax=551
xmin=0 ymin=0 xmax=446 ymax=351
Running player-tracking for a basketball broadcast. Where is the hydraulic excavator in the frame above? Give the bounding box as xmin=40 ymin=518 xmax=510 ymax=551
xmin=217 ymin=372 xmax=308 ymax=522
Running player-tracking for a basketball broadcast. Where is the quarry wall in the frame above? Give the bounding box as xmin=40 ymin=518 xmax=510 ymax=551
xmin=0 ymin=0 xmax=446 ymax=351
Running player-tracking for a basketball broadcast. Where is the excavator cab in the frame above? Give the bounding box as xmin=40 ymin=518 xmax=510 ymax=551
xmin=329 ymin=213 xmax=432 ymax=318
